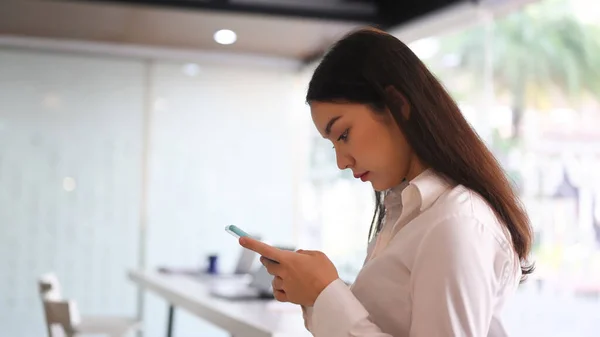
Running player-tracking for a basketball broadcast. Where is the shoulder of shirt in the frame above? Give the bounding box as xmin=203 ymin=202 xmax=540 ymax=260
xmin=427 ymin=186 xmax=522 ymax=286
xmin=422 ymin=182 xmax=515 ymax=259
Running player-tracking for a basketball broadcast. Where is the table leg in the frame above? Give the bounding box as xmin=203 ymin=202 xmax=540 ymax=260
xmin=167 ymin=304 xmax=175 ymax=337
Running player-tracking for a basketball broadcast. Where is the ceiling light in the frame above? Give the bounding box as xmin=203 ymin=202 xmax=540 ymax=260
xmin=214 ymin=29 xmax=237 ymax=45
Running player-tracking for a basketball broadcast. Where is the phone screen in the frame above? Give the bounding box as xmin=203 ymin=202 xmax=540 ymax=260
xmin=225 ymin=225 xmax=250 ymax=238
xmin=225 ymin=225 xmax=280 ymax=264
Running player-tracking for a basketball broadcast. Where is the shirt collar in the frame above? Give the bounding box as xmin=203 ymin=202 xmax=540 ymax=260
xmin=410 ymin=168 xmax=453 ymax=211
xmin=384 ymin=179 xmax=408 ymax=211
xmin=385 ymin=168 xmax=452 ymax=212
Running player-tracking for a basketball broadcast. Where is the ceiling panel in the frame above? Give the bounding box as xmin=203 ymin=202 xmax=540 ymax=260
xmin=0 ymin=0 xmax=534 ymax=62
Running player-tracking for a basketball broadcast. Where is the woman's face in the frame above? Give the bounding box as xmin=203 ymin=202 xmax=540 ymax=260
xmin=310 ymin=101 xmax=421 ymax=191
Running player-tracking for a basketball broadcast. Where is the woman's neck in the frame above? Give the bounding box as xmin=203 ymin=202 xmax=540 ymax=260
xmin=405 ymin=156 xmax=428 ymax=182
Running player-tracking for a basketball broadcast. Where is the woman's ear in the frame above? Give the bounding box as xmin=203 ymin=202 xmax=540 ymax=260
xmin=384 ymin=86 xmax=410 ymax=121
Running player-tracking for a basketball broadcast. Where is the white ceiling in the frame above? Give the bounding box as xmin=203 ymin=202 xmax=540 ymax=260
xmin=0 ymin=0 xmax=363 ymax=60
xmin=0 ymin=0 xmax=537 ymax=64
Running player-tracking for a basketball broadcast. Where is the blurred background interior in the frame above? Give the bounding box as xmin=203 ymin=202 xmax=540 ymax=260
xmin=1 ymin=0 xmax=599 ymax=336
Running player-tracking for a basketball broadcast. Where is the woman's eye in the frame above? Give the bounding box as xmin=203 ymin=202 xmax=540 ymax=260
xmin=337 ymin=129 xmax=349 ymax=142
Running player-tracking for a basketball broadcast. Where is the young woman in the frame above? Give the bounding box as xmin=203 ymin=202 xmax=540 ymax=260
xmin=240 ymin=28 xmax=534 ymax=337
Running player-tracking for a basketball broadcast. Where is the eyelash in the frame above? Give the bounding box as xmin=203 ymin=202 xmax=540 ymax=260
xmin=338 ymin=129 xmax=349 ymax=142
xmin=332 ymin=129 xmax=350 ymax=148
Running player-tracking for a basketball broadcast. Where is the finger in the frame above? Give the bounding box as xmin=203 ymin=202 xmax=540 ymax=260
xmin=239 ymin=237 xmax=285 ymax=262
xmin=273 ymin=289 xmax=288 ymax=302
xmin=296 ymin=249 xmax=320 ymax=256
xmin=261 ymin=256 xmax=284 ymax=276
xmin=272 ymin=276 xmax=284 ymax=291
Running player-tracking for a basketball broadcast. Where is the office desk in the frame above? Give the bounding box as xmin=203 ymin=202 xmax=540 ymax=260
xmin=129 ymin=270 xmax=311 ymax=337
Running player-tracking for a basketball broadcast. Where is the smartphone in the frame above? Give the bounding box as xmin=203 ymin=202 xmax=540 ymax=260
xmin=225 ymin=225 xmax=279 ymax=264
xmin=225 ymin=224 xmax=251 ymax=238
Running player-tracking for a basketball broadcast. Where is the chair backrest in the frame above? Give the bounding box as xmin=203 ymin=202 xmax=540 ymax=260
xmin=38 ymin=273 xmax=80 ymax=337
xmin=42 ymin=300 xmax=81 ymax=337
xmin=39 ymin=273 xmax=62 ymax=301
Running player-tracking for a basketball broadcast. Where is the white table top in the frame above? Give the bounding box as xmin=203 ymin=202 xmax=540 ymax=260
xmin=128 ymin=270 xmax=311 ymax=337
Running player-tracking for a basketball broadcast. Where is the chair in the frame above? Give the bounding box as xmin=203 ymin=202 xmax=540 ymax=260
xmin=38 ymin=273 xmax=141 ymax=337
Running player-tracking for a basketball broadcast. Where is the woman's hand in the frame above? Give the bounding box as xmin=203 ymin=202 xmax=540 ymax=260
xmin=239 ymin=237 xmax=339 ymax=306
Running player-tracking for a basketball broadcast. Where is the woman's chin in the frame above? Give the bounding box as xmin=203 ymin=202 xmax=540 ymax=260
xmin=370 ymin=178 xmax=399 ymax=192
xmin=370 ymin=181 xmax=386 ymax=192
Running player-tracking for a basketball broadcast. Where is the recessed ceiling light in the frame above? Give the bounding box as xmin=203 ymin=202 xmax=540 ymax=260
xmin=214 ymin=29 xmax=237 ymax=45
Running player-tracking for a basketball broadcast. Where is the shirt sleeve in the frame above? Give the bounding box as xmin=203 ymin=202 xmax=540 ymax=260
xmin=311 ymin=278 xmax=383 ymax=337
xmin=409 ymin=216 xmax=503 ymax=336
xmin=301 ymin=305 xmax=314 ymax=332
xmin=309 ymin=215 xmax=507 ymax=337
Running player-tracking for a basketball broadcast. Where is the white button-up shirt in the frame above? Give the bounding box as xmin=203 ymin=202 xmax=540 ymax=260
xmin=302 ymin=169 xmax=521 ymax=337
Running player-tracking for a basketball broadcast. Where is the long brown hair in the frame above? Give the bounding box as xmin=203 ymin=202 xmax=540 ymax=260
xmin=306 ymin=28 xmax=534 ymax=280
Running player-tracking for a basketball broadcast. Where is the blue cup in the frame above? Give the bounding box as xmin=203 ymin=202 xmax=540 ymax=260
xmin=207 ymin=255 xmax=218 ymax=274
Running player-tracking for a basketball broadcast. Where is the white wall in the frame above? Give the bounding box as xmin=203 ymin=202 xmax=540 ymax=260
xmin=143 ymin=61 xmax=301 ymax=337
xmin=0 ymin=48 xmax=304 ymax=337
xmin=0 ymin=49 xmax=145 ymax=337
